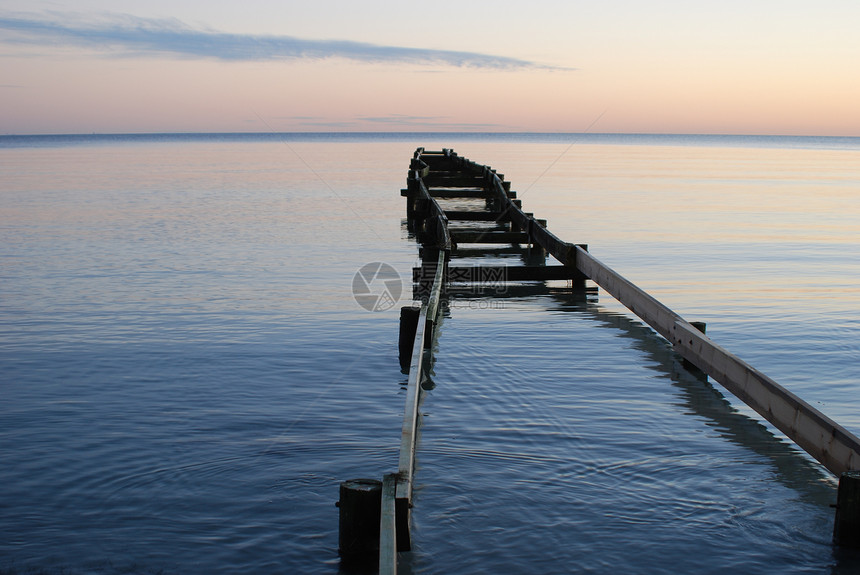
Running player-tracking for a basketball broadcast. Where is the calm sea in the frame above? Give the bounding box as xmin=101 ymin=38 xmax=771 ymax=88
xmin=1 ymin=133 xmax=859 ymax=574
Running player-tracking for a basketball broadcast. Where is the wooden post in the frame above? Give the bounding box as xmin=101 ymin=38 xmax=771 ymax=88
xmin=527 ymin=219 xmax=547 ymax=257
xmin=338 ymin=478 xmax=382 ymax=565
xmin=682 ymin=322 xmax=707 ymax=372
xmin=399 ymin=305 xmax=421 ymax=373
xmin=570 ymin=244 xmax=588 ymax=289
xmin=834 ymin=471 xmax=860 ymax=548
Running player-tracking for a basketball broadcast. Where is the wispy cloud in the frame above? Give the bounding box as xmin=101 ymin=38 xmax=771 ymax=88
xmin=270 ymin=114 xmax=518 ymax=131
xmin=0 ymin=13 xmax=567 ymax=70
xmin=360 ymin=115 xmax=448 ymax=126
xmin=359 ymin=115 xmax=516 ymax=130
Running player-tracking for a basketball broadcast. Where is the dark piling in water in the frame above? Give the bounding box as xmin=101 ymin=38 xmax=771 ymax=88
xmin=834 ymin=471 xmax=860 ymax=548
xmin=337 ymin=478 xmax=382 ymax=566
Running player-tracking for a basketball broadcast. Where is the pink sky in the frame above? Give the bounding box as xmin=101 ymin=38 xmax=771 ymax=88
xmin=2 ymin=3 xmax=859 ymax=135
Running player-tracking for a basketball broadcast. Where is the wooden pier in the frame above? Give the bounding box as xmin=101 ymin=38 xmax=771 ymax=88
xmin=339 ymin=148 xmax=860 ymax=573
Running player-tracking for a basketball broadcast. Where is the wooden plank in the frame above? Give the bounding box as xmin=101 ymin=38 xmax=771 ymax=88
xmin=428 ymin=188 xmax=492 ymax=199
xmin=396 ymin=305 xmax=427 ymax=500
xmin=424 ymin=250 xmax=446 ymax=335
xmin=446 ymin=245 xmax=535 ymax=256
xmin=393 ymin=303 xmax=425 ymax=552
xmin=428 ymin=187 xmax=486 ymax=193
xmin=395 ymin=250 xmax=445 ymax=551
xmin=428 ymin=188 xmax=518 ymax=199
xmin=444 ymin=210 xmax=505 ymax=221
xmin=450 ymin=231 xmax=530 ymax=244
xmin=673 ymin=321 xmax=860 ymax=476
xmin=414 ymin=265 xmax=586 ymax=283
xmin=573 ymin=244 xmax=860 ymax=476
xmin=420 ymin=154 xmax=455 ymax=161
xmin=379 ymin=473 xmax=398 ymax=575
xmin=423 ymin=175 xmax=486 ymax=187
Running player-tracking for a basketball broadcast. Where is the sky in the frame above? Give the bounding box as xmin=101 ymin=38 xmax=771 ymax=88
xmin=1 ymin=1 xmax=859 ymax=135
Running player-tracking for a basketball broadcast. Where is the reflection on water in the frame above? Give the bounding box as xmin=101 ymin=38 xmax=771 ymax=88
xmin=1 ymin=135 xmax=858 ymax=574
xmin=549 ymin=292 xmax=835 ymax=497
xmin=411 ymin=291 xmax=853 ymax=574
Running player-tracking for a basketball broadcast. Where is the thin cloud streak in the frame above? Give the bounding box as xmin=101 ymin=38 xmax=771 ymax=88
xmin=359 ymin=115 xmax=517 ymax=130
xmin=265 ymin=114 xmax=519 ymax=131
xmin=259 ymin=114 xmax=518 ymax=131
xmin=0 ymin=13 xmax=568 ymax=70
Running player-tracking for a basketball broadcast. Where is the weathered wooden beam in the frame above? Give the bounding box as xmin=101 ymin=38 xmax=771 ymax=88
xmin=674 ymin=320 xmax=860 ymax=477
xmin=573 ymin=244 xmax=860 ymax=477
xmin=427 ymin=214 xmax=452 ymax=250
xmin=462 ymin=265 xmax=584 ymax=282
xmin=424 ymin=250 xmax=446 ymax=338
xmin=427 ymin=187 xmax=489 ymax=197
xmin=424 ymin=172 xmax=484 ymax=180
xmin=395 ymin=250 xmax=445 ymax=551
xmin=394 ymin=302 xmax=426 ymax=552
xmin=444 ymin=245 xmax=536 ymax=256
xmin=428 ymin=188 xmax=517 ymax=199
xmin=450 ymin=231 xmax=530 ymax=244
xmin=444 ymin=210 xmax=505 ymax=221
xmin=379 ymin=473 xmax=398 ymax=575
xmin=414 ymin=265 xmax=586 ymax=283
xmin=418 ymin=153 xmax=449 ymax=164
xmin=427 ymin=188 xmax=491 ymax=199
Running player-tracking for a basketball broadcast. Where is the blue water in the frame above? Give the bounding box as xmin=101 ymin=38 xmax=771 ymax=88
xmin=1 ymin=134 xmax=858 ymax=573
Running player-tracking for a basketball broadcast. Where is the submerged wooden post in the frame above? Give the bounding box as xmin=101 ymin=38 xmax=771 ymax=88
xmin=571 ymin=244 xmax=588 ymax=289
xmin=682 ymin=322 xmax=707 ymax=372
xmin=337 ymin=478 xmax=382 ymax=565
xmin=399 ymin=305 xmax=421 ymax=372
xmin=834 ymin=471 xmax=860 ymax=548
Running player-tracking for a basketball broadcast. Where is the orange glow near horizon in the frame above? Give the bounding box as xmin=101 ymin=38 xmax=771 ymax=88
xmin=2 ymin=4 xmax=859 ymax=136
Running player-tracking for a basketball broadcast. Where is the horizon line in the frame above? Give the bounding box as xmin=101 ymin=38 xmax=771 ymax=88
xmin=3 ymin=130 xmax=859 ymax=139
